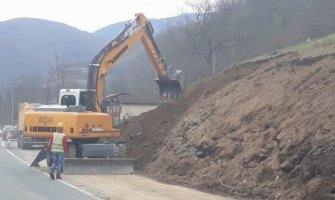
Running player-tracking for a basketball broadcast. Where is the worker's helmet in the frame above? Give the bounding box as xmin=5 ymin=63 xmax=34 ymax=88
xmin=56 ymin=122 xmax=64 ymax=128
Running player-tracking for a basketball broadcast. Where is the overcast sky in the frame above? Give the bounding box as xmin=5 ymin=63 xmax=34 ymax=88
xmin=1 ymin=0 xmax=186 ymax=32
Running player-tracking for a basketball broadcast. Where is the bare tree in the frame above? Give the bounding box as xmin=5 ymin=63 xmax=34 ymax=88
xmin=47 ymin=54 xmax=69 ymax=92
xmin=44 ymin=54 xmax=71 ymax=103
xmin=40 ymin=75 xmax=53 ymax=104
xmin=178 ymin=0 xmax=236 ymax=76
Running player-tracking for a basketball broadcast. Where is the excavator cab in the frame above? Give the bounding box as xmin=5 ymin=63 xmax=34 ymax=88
xmin=102 ymin=93 xmax=129 ymax=128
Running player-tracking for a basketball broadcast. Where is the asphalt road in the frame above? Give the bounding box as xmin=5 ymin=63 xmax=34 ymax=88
xmin=1 ymin=140 xmax=235 ymax=200
xmin=0 ymin=142 xmax=98 ymax=200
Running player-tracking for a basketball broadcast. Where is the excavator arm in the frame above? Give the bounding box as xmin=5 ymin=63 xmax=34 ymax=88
xmin=86 ymin=13 xmax=184 ymax=112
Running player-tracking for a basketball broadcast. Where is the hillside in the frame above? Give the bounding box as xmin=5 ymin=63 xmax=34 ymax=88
xmin=121 ymin=33 xmax=335 ymax=200
xmin=0 ymin=18 xmax=105 ymax=84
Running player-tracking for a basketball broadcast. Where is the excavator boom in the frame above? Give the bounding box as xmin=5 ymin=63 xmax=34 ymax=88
xmin=86 ymin=13 xmax=184 ymax=112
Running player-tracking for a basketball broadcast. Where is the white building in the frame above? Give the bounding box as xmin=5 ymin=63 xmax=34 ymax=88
xmin=118 ymin=95 xmax=158 ymax=120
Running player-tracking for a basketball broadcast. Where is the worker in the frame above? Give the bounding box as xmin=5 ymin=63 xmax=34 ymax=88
xmin=48 ymin=122 xmax=68 ymax=180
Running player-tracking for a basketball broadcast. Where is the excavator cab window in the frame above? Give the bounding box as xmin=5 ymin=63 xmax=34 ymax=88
xmin=102 ymin=97 xmax=122 ymax=128
xmin=60 ymin=95 xmax=76 ymax=107
xmin=79 ymin=91 xmax=89 ymax=108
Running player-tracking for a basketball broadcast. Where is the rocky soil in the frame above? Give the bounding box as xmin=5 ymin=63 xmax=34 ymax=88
xmin=121 ymin=35 xmax=335 ymax=200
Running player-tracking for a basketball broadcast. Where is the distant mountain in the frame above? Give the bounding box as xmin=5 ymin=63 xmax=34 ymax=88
xmin=93 ymin=17 xmax=177 ymax=40
xmin=0 ymin=16 xmax=180 ymax=86
xmin=93 ymin=21 xmax=127 ymax=41
xmin=0 ymin=18 xmax=106 ymax=84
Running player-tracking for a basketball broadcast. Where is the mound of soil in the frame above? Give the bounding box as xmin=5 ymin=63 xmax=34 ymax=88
xmin=121 ymin=51 xmax=335 ymax=200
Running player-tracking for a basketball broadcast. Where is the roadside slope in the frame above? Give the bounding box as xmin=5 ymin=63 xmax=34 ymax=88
xmin=121 ymin=33 xmax=335 ymax=200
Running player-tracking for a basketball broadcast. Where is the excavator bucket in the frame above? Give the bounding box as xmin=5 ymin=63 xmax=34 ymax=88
xmin=63 ymin=158 xmax=134 ymax=175
xmin=156 ymin=70 xmax=185 ymax=102
xmin=156 ymin=80 xmax=183 ymax=102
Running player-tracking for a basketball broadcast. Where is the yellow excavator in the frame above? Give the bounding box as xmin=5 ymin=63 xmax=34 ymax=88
xmin=86 ymin=12 xmax=184 ymax=112
xmin=23 ymin=13 xmax=184 ymax=174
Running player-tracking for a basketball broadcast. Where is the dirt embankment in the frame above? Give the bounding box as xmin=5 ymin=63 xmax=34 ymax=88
xmin=121 ymin=48 xmax=335 ymax=199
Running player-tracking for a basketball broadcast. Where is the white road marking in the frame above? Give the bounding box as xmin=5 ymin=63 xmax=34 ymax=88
xmin=5 ymin=148 xmax=103 ymax=200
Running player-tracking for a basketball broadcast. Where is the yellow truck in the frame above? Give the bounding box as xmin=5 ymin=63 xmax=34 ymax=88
xmin=17 ymin=103 xmax=44 ymax=149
